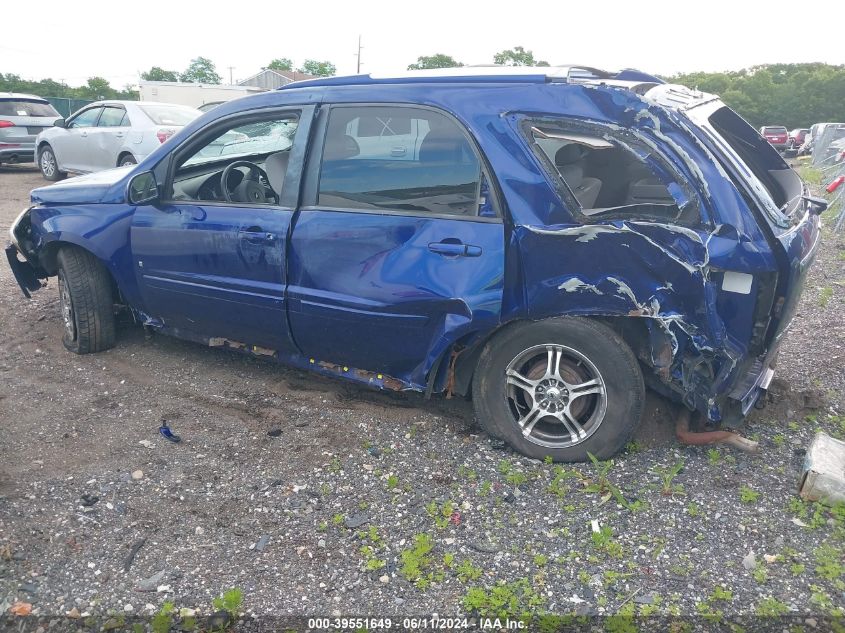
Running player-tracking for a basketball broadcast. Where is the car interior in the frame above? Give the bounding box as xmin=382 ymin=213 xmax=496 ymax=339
xmin=170 ymin=118 xmax=298 ymax=205
xmin=532 ymin=127 xmax=696 ymax=224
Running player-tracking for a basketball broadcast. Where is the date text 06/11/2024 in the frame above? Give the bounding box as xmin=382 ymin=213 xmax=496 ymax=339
xmin=306 ymin=617 xmax=526 ymax=630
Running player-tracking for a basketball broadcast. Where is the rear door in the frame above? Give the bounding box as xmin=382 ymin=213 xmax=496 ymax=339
xmin=89 ymin=105 xmax=129 ymax=169
xmin=286 ymin=104 xmax=505 ymax=387
xmin=55 ymin=106 xmax=103 ymax=172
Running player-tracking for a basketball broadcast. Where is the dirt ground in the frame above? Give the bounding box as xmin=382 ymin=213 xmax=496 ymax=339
xmin=1 ymin=164 xmax=843 ymax=627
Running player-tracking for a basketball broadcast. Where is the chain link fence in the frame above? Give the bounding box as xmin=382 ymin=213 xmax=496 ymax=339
xmin=44 ymin=97 xmax=95 ymax=118
xmin=804 ymin=123 xmax=845 ymax=230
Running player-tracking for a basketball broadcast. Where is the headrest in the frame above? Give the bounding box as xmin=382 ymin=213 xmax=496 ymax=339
xmin=554 ymin=143 xmax=588 ymax=165
xmin=323 ymin=134 xmax=360 ymax=161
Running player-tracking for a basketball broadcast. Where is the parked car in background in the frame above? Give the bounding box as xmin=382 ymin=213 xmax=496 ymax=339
xmin=7 ymin=67 xmax=824 ymax=461
xmin=35 ymin=101 xmax=202 ymax=181
xmin=0 ymin=93 xmax=60 ymax=166
xmin=759 ymin=125 xmax=789 ymax=151
xmin=786 ymin=128 xmax=809 ymax=154
xmin=198 ymin=101 xmax=224 ymax=112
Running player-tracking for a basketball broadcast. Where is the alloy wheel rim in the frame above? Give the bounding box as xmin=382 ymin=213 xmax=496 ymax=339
xmin=41 ymin=151 xmax=55 ymax=176
xmin=58 ymin=273 xmax=75 ymax=340
xmin=504 ymin=344 xmax=607 ymax=449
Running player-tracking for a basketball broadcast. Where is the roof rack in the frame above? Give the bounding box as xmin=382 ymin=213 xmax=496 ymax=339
xmin=277 ymin=65 xmax=664 ymax=90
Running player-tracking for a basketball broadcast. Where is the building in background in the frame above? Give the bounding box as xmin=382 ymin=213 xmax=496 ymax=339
xmin=138 ymin=81 xmax=263 ymax=108
xmin=238 ymin=69 xmax=316 ymax=90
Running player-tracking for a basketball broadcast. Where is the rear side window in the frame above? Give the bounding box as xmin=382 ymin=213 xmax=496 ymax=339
xmin=529 ymin=123 xmax=699 ymax=225
xmin=318 ymin=106 xmax=490 ymax=217
xmin=97 ymin=107 xmax=127 ymax=127
xmin=0 ymin=100 xmax=59 ymax=117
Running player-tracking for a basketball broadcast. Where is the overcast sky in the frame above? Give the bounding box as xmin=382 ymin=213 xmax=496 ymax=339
xmin=3 ymin=0 xmax=843 ymax=88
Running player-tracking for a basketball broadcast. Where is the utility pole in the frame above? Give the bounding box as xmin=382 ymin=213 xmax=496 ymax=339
xmin=227 ymin=66 xmax=235 ymax=85
xmin=355 ymin=35 xmax=363 ymax=74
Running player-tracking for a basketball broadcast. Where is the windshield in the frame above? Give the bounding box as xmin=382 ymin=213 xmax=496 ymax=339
xmin=138 ymin=104 xmax=200 ymax=126
xmin=0 ymin=100 xmax=59 ymax=117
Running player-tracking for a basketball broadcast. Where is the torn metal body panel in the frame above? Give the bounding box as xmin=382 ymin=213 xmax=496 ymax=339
xmin=5 ymin=67 xmax=820 ymax=433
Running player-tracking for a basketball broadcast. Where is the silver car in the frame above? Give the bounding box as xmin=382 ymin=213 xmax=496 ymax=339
xmin=0 ymin=93 xmax=60 ymax=166
xmin=35 ymin=101 xmax=202 ymax=181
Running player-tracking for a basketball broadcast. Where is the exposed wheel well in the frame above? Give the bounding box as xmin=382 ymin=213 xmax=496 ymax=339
xmin=446 ymin=315 xmax=663 ymax=399
xmin=39 ymin=242 xmax=121 ymax=304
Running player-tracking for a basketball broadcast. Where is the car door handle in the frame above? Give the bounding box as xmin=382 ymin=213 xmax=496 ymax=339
xmin=80 ymin=131 xmax=88 ymax=137
xmin=115 ymin=132 xmax=124 ymax=138
xmin=428 ymin=241 xmax=482 ymax=257
xmin=238 ymin=228 xmax=277 ymax=244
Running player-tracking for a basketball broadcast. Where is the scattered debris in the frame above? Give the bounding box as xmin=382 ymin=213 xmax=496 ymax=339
xmin=131 ymin=470 xmax=144 ymax=480
xmin=123 ymin=538 xmax=147 ymax=572
xmin=799 ymin=432 xmax=845 ymax=504
xmin=79 ymin=493 xmax=99 ymax=507
xmin=742 ymin=551 xmax=757 ymax=570
xmin=254 ymin=535 xmax=270 ymax=551
xmin=675 ymin=410 xmax=759 ymax=452
xmin=138 ymin=440 xmax=154 ymax=449
xmin=344 ymin=512 xmax=370 ymax=529
xmin=267 ymin=427 xmax=282 ymax=438
xmin=135 ymin=570 xmax=165 ymax=592
xmin=159 ymin=421 xmax=181 ymax=443
xmin=10 ymin=602 xmax=32 ymax=616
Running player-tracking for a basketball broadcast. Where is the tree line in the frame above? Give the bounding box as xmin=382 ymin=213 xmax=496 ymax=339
xmin=2 ymin=53 xmax=843 ymax=129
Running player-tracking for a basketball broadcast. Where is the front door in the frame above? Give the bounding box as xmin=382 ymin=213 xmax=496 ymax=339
xmin=287 ymin=105 xmax=505 ymax=387
xmin=130 ymin=107 xmax=312 ymax=353
xmin=89 ymin=105 xmax=129 ymax=169
xmin=55 ymin=105 xmax=102 ymax=172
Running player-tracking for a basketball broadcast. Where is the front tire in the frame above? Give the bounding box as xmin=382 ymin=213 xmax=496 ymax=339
xmin=38 ymin=145 xmax=66 ymax=181
xmin=57 ymin=247 xmax=116 ymax=354
xmin=119 ymin=154 xmax=137 ymax=167
xmin=472 ymin=317 xmax=644 ymax=462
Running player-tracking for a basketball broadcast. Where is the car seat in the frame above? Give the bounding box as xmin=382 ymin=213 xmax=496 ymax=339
xmin=554 ymin=144 xmax=602 ymax=209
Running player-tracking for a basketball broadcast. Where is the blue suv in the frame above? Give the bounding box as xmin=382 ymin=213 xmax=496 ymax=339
xmin=5 ymin=67 xmax=824 ymax=461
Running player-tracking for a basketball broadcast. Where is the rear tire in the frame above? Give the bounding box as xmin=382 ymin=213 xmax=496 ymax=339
xmin=57 ymin=247 xmax=116 ymax=354
xmin=472 ymin=317 xmax=644 ymax=462
xmin=38 ymin=145 xmax=66 ymax=181
xmin=118 ymin=154 xmax=137 ymax=167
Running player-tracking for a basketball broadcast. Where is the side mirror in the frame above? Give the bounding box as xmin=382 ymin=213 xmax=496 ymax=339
xmin=53 ymin=118 xmax=66 ymax=128
xmin=128 ymin=171 xmax=159 ymax=205
xmin=803 ymin=195 xmax=828 ymax=216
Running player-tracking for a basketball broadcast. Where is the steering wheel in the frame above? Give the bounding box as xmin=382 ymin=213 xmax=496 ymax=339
xmin=220 ymin=160 xmax=272 ymax=204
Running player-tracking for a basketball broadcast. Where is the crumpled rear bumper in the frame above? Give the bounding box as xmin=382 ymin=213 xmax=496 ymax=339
xmin=5 ymin=243 xmax=42 ymax=298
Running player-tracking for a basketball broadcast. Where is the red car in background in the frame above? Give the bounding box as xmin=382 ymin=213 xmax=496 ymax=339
xmin=786 ymin=128 xmax=809 ymax=154
xmin=759 ymin=125 xmax=789 ymax=151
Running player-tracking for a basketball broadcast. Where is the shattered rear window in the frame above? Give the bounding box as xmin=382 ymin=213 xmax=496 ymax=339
xmin=529 ymin=123 xmax=699 ymax=225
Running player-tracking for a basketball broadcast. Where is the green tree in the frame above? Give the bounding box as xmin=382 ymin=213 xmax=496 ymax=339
xmin=180 ymin=57 xmax=221 ymax=84
xmin=298 ymin=59 xmax=336 ymax=77
xmin=267 ymin=58 xmax=293 ymax=71
xmin=140 ymin=67 xmax=180 ymax=82
xmin=493 ymin=46 xmax=549 ymax=67
xmin=408 ymin=54 xmax=463 ymax=70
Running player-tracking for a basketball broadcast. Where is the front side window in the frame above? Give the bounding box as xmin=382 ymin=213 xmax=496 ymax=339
xmin=97 ymin=107 xmax=126 ymax=127
xmin=68 ymin=107 xmax=102 ymax=128
xmin=318 ymin=106 xmax=488 ymax=217
xmin=170 ymin=114 xmax=299 ymax=206
xmin=530 ymin=122 xmax=699 ymax=225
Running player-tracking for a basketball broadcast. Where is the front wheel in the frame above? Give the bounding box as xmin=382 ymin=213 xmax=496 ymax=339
xmin=57 ymin=247 xmax=116 ymax=354
xmin=472 ymin=317 xmax=644 ymax=462
xmin=119 ymin=154 xmax=137 ymax=167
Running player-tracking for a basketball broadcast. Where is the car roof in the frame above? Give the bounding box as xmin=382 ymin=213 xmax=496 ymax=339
xmin=85 ymin=100 xmax=199 ymax=109
xmin=0 ymin=92 xmax=50 ymax=102
xmin=279 ymin=65 xmax=665 ymax=90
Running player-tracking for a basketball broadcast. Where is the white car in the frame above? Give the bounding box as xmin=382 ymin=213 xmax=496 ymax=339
xmin=35 ymin=101 xmax=202 ymax=181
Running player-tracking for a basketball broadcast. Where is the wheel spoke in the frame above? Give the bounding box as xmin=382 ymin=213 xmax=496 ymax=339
xmin=559 ymin=408 xmax=588 ymax=440
xmin=506 ymin=368 xmax=536 ymax=397
xmin=567 ymin=378 xmax=603 ymax=402
xmin=518 ymin=406 xmax=544 ymax=438
xmin=545 ymin=346 xmax=562 ymax=380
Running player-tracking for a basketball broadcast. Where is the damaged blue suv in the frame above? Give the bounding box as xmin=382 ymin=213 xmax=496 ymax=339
xmin=6 ymin=66 xmax=824 ymax=461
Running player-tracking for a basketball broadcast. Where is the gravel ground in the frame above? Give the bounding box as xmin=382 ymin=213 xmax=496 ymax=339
xmin=1 ymin=164 xmax=843 ymax=629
